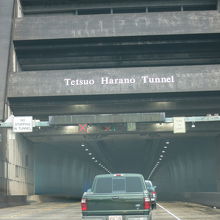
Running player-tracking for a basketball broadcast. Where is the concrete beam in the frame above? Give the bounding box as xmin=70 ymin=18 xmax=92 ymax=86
xmin=8 ymin=93 xmax=220 ymax=117
xmin=166 ymin=115 xmax=220 ymax=123
xmin=14 ymin=11 xmax=220 ymax=40
xmin=7 ymin=65 xmax=220 ymax=98
xmin=23 ymin=121 xmax=220 ymax=136
xmin=20 ymin=0 xmax=215 ymax=14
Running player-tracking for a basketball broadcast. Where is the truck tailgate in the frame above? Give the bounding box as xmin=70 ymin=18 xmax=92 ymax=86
xmin=87 ymin=193 xmax=145 ymax=212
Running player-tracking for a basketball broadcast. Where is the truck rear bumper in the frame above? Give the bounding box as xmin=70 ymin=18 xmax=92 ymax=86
xmin=82 ymin=214 xmax=152 ymax=220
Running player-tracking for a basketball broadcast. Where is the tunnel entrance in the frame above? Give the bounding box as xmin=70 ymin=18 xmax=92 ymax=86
xmin=7 ymin=92 xmax=220 ymax=200
xmin=33 ymin=135 xmax=218 ymax=200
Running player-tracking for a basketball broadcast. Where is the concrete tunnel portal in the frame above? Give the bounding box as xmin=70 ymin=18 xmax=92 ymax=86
xmin=1 ymin=0 xmax=220 ymax=207
xmin=10 ymin=92 xmax=220 ymax=201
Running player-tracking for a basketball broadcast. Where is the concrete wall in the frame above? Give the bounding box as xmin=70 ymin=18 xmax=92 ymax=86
xmin=6 ymin=129 xmax=34 ymax=195
xmin=34 ymin=143 xmax=104 ymax=198
xmin=152 ymin=137 xmax=218 ymax=200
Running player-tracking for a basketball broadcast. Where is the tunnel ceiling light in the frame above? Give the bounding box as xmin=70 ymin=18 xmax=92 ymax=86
xmin=159 ymin=158 xmax=162 ymax=160
xmin=88 ymin=153 xmax=92 ymax=155
xmin=85 ymin=148 xmax=89 ymax=151
xmin=81 ymin=144 xmax=85 ymax=147
xmin=162 ymin=150 xmax=166 ymax=153
xmin=164 ymin=146 xmax=168 ymax=149
xmin=95 ymin=160 xmax=98 ymax=162
xmin=160 ymin=155 xmax=163 ymax=157
xmin=92 ymin=157 xmax=95 ymax=160
xmin=165 ymin=141 xmax=170 ymax=144
xmin=191 ymin=122 xmax=195 ymax=128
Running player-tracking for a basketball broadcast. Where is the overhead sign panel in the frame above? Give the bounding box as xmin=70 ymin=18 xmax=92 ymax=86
xmin=13 ymin=116 xmax=33 ymax=133
xmin=8 ymin=65 xmax=220 ymax=98
xmin=49 ymin=113 xmax=165 ymax=125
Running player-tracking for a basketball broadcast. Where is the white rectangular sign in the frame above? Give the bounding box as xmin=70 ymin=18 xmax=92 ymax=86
xmin=13 ymin=116 xmax=33 ymax=133
xmin=173 ymin=117 xmax=186 ymax=133
xmin=127 ymin=122 xmax=136 ymax=131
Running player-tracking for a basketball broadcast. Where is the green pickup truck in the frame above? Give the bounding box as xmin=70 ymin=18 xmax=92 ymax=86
xmin=81 ymin=173 xmax=152 ymax=220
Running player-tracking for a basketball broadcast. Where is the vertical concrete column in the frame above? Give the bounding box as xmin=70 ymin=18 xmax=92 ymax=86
xmin=0 ymin=0 xmax=15 ymax=121
xmin=0 ymin=129 xmax=6 ymax=195
xmin=6 ymin=131 xmax=35 ymax=196
xmin=218 ymin=0 xmax=220 ymax=12
xmin=216 ymin=136 xmax=220 ymax=191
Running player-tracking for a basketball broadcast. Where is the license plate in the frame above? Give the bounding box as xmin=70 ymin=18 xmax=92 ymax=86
xmin=109 ymin=216 xmax=122 ymax=220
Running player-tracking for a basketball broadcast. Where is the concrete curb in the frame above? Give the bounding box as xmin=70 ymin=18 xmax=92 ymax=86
xmin=182 ymin=192 xmax=220 ymax=208
xmin=27 ymin=195 xmax=80 ymax=203
xmin=158 ymin=192 xmax=220 ymax=208
xmin=0 ymin=196 xmax=27 ymax=208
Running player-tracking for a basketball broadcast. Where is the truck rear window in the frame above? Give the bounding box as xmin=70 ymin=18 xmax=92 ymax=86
xmin=94 ymin=176 xmax=143 ymax=193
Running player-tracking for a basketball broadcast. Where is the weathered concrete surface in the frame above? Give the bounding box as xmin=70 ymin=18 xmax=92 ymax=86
xmin=0 ymin=0 xmax=14 ymax=121
xmin=7 ymin=65 xmax=220 ymax=97
xmin=14 ymin=11 xmax=220 ymax=40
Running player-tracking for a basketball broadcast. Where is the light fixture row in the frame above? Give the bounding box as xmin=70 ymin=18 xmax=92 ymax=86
xmin=81 ymin=143 xmax=111 ymax=174
xmin=147 ymin=140 xmax=170 ymax=180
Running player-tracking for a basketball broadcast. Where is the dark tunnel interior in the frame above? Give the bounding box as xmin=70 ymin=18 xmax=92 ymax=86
xmin=31 ymin=133 xmax=219 ymax=200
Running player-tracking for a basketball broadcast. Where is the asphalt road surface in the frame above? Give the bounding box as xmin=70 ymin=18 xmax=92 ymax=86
xmin=0 ymin=201 xmax=220 ymax=220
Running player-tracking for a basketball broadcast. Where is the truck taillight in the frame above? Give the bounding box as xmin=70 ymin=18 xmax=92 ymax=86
xmin=152 ymin=191 xmax=157 ymax=197
xmin=81 ymin=198 xmax=87 ymax=211
xmin=144 ymin=197 xmax=151 ymax=210
xmin=114 ymin=174 xmax=123 ymax=176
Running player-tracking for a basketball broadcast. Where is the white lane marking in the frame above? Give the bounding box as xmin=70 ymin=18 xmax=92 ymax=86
xmin=157 ymin=203 xmax=183 ymax=220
